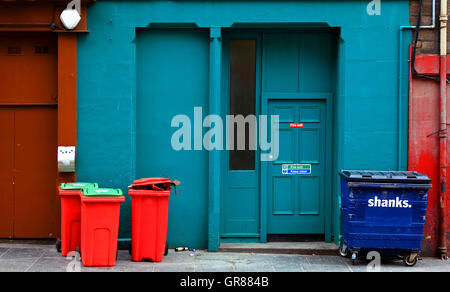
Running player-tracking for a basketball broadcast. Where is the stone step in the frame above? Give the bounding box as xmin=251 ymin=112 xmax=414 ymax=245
xmin=219 ymin=242 xmax=338 ymax=256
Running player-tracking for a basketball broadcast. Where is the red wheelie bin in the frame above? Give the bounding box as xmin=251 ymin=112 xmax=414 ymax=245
xmin=80 ymin=188 xmax=125 ymax=267
xmin=58 ymin=182 xmax=98 ymax=257
xmin=128 ymin=178 xmax=179 ymax=262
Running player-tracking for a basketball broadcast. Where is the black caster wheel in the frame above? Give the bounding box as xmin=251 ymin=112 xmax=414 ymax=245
xmin=403 ymin=254 xmax=418 ymax=267
xmin=338 ymin=241 xmax=349 ymax=258
xmin=55 ymin=238 xmax=61 ymax=253
xmin=164 ymin=242 xmax=169 ymax=256
xmin=351 ymin=252 xmax=358 ymax=266
xmin=128 ymin=243 xmax=132 ymax=255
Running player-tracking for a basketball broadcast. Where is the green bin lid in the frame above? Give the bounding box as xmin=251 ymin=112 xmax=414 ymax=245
xmin=82 ymin=188 xmax=123 ymax=197
xmin=60 ymin=182 xmax=99 ymax=190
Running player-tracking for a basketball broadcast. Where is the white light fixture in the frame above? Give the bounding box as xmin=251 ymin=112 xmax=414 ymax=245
xmin=60 ymin=0 xmax=81 ymax=30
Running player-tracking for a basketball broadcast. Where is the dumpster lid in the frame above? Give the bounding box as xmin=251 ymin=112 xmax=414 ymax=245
xmin=82 ymin=188 xmax=123 ymax=197
xmin=131 ymin=177 xmax=173 ymax=187
xmin=129 ymin=177 xmax=180 ymax=188
xmin=60 ymin=182 xmax=98 ymax=190
xmin=129 ymin=177 xmax=180 ymax=193
xmin=339 ymin=170 xmax=431 ymax=183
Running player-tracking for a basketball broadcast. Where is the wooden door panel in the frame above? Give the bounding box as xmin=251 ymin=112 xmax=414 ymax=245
xmin=14 ymin=107 xmax=57 ymax=238
xmin=0 ymin=108 xmax=14 ymax=237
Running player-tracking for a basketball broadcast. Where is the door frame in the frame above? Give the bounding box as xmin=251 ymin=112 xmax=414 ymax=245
xmin=216 ymin=29 xmax=335 ymax=245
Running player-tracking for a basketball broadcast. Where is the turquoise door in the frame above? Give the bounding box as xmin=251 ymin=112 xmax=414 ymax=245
xmin=267 ymin=99 xmax=326 ymax=234
xmin=220 ymin=35 xmax=261 ymax=238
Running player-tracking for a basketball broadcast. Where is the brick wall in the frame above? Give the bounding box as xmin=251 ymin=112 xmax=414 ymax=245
xmin=410 ymin=0 xmax=449 ymax=54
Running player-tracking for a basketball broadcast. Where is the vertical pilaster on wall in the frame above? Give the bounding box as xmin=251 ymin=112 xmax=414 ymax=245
xmin=56 ymin=33 xmax=77 ymax=237
xmin=58 ymin=34 xmax=77 ymax=150
xmin=333 ymin=35 xmax=346 ymax=246
xmin=57 ymin=33 xmax=77 ymax=185
xmin=208 ymin=27 xmax=222 ymax=252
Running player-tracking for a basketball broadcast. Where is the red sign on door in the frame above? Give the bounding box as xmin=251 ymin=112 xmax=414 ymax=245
xmin=289 ymin=123 xmax=304 ymax=128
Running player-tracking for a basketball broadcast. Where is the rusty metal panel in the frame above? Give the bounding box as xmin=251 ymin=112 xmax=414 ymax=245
xmin=413 ymin=54 xmax=450 ymax=76
xmin=410 ymin=71 xmax=450 ymax=257
xmin=13 ymin=106 xmax=58 ymax=238
xmin=0 ymin=32 xmax=57 ymax=105
xmin=0 ymin=108 xmax=14 ymax=238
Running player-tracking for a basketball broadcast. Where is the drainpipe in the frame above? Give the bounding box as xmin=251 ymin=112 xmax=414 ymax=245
xmin=439 ymin=0 xmax=448 ymax=260
xmin=420 ymin=0 xmax=437 ymax=29
xmin=414 ymin=0 xmax=437 ymax=29
xmin=400 ymin=0 xmax=436 ymax=169
xmin=408 ymin=44 xmax=414 ymax=171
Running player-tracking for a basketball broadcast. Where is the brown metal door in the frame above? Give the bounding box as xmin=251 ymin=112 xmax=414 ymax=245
xmin=14 ymin=107 xmax=57 ymax=238
xmin=0 ymin=32 xmax=58 ymax=238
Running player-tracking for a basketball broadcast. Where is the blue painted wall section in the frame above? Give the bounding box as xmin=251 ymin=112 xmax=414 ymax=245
xmin=77 ymin=1 xmax=411 ymax=250
xmin=135 ymin=29 xmax=210 ymax=249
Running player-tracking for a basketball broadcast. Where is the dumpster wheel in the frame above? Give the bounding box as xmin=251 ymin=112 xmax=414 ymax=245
xmin=403 ymin=254 xmax=418 ymax=267
xmin=55 ymin=238 xmax=61 ymax=253
xmin=338 ymin=241 xmax=349 ymax=257
xmin=351 ymin=252 xmax=358 ymax=265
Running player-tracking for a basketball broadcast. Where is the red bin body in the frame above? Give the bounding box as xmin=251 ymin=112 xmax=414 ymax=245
xmin=80 ymin=191 xmax=124 ymax=267
xmin=58 ymin=187 xmax=82 ymax=257
xmin=129 ymin=178 xmax=177 ymax=262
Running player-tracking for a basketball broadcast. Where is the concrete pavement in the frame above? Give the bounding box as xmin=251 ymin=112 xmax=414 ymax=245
xmin=0 ymin=241 xmax=449 ymax=272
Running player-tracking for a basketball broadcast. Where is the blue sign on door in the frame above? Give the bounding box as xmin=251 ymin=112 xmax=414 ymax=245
xmin=282 ymin=164 xmax=311 ymax=175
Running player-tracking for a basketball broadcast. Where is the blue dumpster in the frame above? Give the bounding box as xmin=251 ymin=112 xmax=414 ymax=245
xmin=339 ymin=170 xmax=432 ymax=266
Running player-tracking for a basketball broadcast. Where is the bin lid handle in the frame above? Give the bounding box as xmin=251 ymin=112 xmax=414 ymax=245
xmin=128 ymin=178 xmax=181 ymax=194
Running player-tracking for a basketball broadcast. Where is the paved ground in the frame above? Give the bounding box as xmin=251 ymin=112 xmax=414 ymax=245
xmin=0 ymin=241 xmax=449 ymax=272
xmin=219 ymin=241 xmax=337 ymax=255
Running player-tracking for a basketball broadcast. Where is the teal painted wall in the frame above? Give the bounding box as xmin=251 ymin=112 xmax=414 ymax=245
xmin=77 ymin=0 xmax=411 ymax=249
xmin=136 ymin=29 xmax=210 ymax=248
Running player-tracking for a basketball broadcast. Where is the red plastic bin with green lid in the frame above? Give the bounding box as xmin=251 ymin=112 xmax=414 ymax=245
xmin=128 ymin=178 xmax=179 ymax=262
xmin=80 ymin=188 xmax=125 ymax=267
xmin=58 ymin=182 xmax=98 ymax=257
